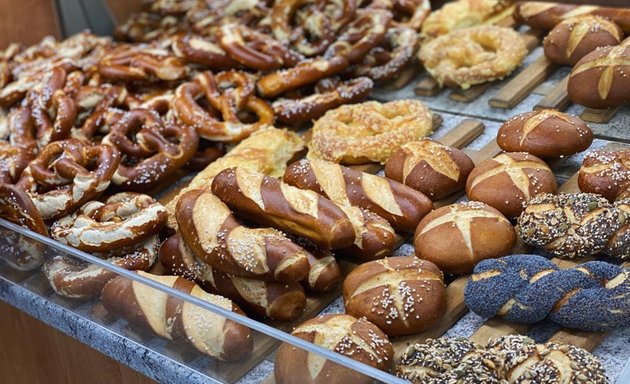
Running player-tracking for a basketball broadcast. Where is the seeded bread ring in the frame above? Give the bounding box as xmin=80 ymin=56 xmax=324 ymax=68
xmin=309 ymin=100 xmax=433 ymax=164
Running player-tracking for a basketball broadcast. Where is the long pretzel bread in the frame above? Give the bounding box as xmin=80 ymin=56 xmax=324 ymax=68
xmin=514 ymin=2 xmax=630 ymax=33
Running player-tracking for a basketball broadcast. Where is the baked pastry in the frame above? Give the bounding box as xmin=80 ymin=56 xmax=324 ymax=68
xmin=0 ymin=142 xmax=31 ymax=183
xmin=308 ymin=100 xmax=433 ymax=164
xmin=567 ymin=38 xmax=630 ymax=109
xmin=421 ymin=0 xmax=513 ymax=38
xmin=418 ymin=26 xmax=527 ymax=89
xmin=487 ymin=335 xmax=608 ymax=384
xmin=543 ymin=15 xmax=623 ymax=66
xmin=274 ymin=314 xmax=394 ymax=384
xmin=497 ymin=110 xmax=593 ymax=159
xmin=414 ymin=202 xmax=516 ymax=274
xmin=605 ymin=199 xmax=629 ymax=260
xmin=384 ymin=139 xmax=475 ymax=199
xmin=578 ymin=149 xmax=630 ymax=202
xmin=465 ymin=254 xmax=630 ymax=331
xmin=466 ymin=152 xmax=558 ymax=218
xmin=102 ymin=272 xmax=253 ymax=361
xmin=517 ymin=193 xmax=621 ymax=258
xmin=396 ymin=337 xmax=503 ymax=384
xmin=343 ymin=256 xmax=446 ymax=336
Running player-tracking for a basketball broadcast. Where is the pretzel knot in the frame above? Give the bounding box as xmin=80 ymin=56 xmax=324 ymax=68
xmin=51 ymin=192 xmax=167 ymax=252
xmin=0 ymin=142 xmax=32 ymax=183
xmin=102 ymin=108 xmax=198 ymax=190
xmin=0 ymin=183 xmax=48 ymax=271
xmin=173 ymin=71 xmax=274 ymax=142
xmin=98 ymin=46 xmax=188 ymax=83
xmin=16 ymin=139 xmax=121 ymax=220
xmin=217 ymin=23 xmax=304 ymax=71
xmin=172 ymin=34 xmax=238 ymax=69
xmin=71 ymin=84 xmax=129 ymax=140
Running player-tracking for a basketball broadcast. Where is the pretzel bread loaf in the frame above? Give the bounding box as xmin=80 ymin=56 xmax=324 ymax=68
xmin=101 ymin=271 xmax=253 ymax=361
xmin=176 ymin=189 xmax=310 ymax=283
xmin=159 ymin=234 xmax=307 ymax=321
xmin=289 ymin=236 xmax=342 ymax=292
xmin=284 ymin=159 xmax=433 ymax=232
xmin=211 ymin=167 xmax=355 ymax=250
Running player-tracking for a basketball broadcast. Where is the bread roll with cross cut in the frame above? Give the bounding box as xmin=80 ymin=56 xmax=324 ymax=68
xmin=274 ymin=314 xmax=394 ymax=384
xmin=578 ymin=149 xmax=630 ymax=202
xmin=466 ymin=152 xmax=558 ymax=218
xmin=414 ymin=202 xmax=517 ymax=274
xmin=343 ymin=256 xmax=446 ymax=336
xmin=384 ymin=139 xmax=475 ymax=199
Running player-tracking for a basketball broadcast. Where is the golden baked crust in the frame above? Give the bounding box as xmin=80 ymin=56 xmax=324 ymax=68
xmin=418 ymin=25 xmax=527 ymax=89
xmin=308 ymin=100 xmax=433 ymax=164
xmin=420 ymin=0 xmax=513 ymax=38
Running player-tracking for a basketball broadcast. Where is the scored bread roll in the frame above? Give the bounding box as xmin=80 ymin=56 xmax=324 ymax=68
xmin=274 ymin=314 xmax=394 ymax=384
xmin=578 ymin=149 xmax=630 ymax=202
xmin=212 ymin=167 xmax=355 ymax=249
xmin=343 ymin=256 xmax=446 ymax=336
xmin=414 ymin=202 xmax=516 ymax=274
xmin=101 ymin=271 xmax=253 ymax=361
xmin=384 ymin=139 xmax=474 ymax=199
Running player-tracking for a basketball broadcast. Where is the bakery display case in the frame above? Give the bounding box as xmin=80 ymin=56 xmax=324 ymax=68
xmin=1 ymin=0 xmax=629 ymax=383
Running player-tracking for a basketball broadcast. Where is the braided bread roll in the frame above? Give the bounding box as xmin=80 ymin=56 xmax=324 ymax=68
xmin=159 ymin=234 xmax=307 ymax=321
xmin=606 ymin=199 xmax=629 ymax=260
xmin=211 ymin=167 xmax=355 ymax=249
xmin=101 ymin=271 xmax=253 ymax=361
xmin=464 ymin=254 xmax=630 ymax=331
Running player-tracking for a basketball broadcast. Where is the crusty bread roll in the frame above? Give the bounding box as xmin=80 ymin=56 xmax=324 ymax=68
xmin=274 ymin=314 xmax=394 ymax=384
xmin=578 ymin=149 xmax=630 ymax=202
xmin=414 ymin=202 xmax=516 ymax=274
xmin=466 ymin=152 xmax=558 ymax=218
xmin=497 ymin=110 xmax=593 ymax=159
xmin=343 ymin=256 xmax=446 ymax=336
xmin=101 ymin=271 xmax=253 ymax=361
xmin=384 ymin=139 xmax=475 ymax=199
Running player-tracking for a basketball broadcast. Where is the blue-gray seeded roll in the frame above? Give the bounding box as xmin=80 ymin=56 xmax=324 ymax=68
xmin=464 ymin=254 xmax=630 ymax=331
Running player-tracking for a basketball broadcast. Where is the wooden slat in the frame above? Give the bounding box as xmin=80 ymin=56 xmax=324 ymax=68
xmin=380 ymin=65 xmax=421 ymax=91
xmin=439 ymin=120 xmax=485 ymax=149
xmin=581 ymin=107 xmax=620 ymax=124
xmin=449 ymin=84 xmax=492 ymax=103
xmin=466 ymin=140 xmax=502 ymax=165
xmin=489 ymin=56 xmax=558 ymax=109
xmin=469 ymin=320 xmax=531 ymax=345
xmin=414 ymin=76 xmax=441 ymax=96
xmin=534 ymin=74 xmax=571 ymax=111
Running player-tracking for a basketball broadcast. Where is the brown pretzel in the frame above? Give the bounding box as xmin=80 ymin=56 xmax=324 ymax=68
xmin=391 ymin=0 xmax=431 ymax=31
xmin=51 ymin=192 xmax=167 ymax=252
xmin=273 ymin=77 xmax=373 ymax=125
xmin=352 ymin=26 xmax=418 ymax=83
xmin=114 ymin=12 xmax=188 ymax=43
xmin=102 ymin=109 xmax=198 ymax=190
xmin=7 ymin=105 xmax=37 ymax=154
xmin=271 ymin=0 xmax=357 ymax=56
xmin=17 ymin=139 xmax=120 ymax=220
xmin=218 ymin=23 xmax=303 ymax=71
xmin=172 ymin=34 xmax=238 ymax=69
xmin=98 ymin=46 xmax=188 ymax=83
xmin=173 ymin=71 xmax=273 ymax=142
xmin=72 ymin=84 xmax=129 ymax=140
xmin=0 ymin=183 xmax=48 ymax=271
xmin=186 ymin=140 xmax=226 ymax=170
xmin=0 ymin=142 xmax=32 ymax=183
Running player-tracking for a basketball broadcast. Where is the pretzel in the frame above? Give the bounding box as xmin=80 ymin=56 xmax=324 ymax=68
xmin=43 ymin=235 xmax=160 ymax=299
xmin=186 ymin=140 xmax=226 ymax=170
xmin=6 ymin=105 xmax=37 ymax=154
xmin=144 ymin=0 xmax=203 ymax=15
xmin=217 ymin=23 xmax=303 ymax=70
xmin=159 ymin=234 xmax=308 ymax=321
xmin=98 ymin=46 xmax=188 ymax=83
xmin=271 ymin=0 xmax=357 ymax=57
xmin=419 ymin=25 xmax=527 ymax=89
xmin=421 ymin=0 xmax=512 ymax=38
xmin=465 ymin=254 xmax=630 ymax=331
xmin=390 ymin=0 xmax=431 ymax=31
xmin=51 ymin=192 xmax=167 ymax=252
xmin=285 ymin=158 xmax=433 ymax=232
xmin=173 ymin=71 xmax=273 ymax=142
xmin=351 ymin=26 xmax=418 ymax=83
xmin=17 ymin=139 xmax=120 ymax=220
xmin=272 ymin=77 xmax=373 ymax=125
xmin=212 ymin=167 xmax=356 ymax=250
xmin=102 ymin=109 xmax=198 ymax=190
xmin=0 ymin=142 xmax=32 ymax=183
xmin=578 ymin=150 xmax=630 ymax=202
xmin=71 ymin=84 xmax=129 ymax=140
xmin=0 ymin=183 xmax=48 ymax=271
xmin=171 ymin=33 xmax=238 ymax=69
xmin=114 ymin=12 xmax=188 ymax=43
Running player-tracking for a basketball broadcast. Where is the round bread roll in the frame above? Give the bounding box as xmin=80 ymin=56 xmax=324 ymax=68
xmin=274 ymin=314 xmax=394 ymax=384
xmin=343 ymin=256 xmax=446 ymax=337
xmin=466 ymin=152 xmax=558 ymax=218
xmin=414 ymin=202 xmax=516 ymax=274
xmin=384 ymin=139 xmax=475 ymax=199
xmin=497 ymin=110 xmax=593 ymax=159
xmin=518 ymin=193 xmax=621 ymax=258
xmin=578 ymin=149 xmax=630 ymax=202
xmin=543 ymin=15 xmax=623 ymax=66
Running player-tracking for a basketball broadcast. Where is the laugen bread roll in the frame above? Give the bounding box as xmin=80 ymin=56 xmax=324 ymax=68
xmin=497 ymin=110 xmax=593 ymax=159
xmin=414 ymin=202 xmax=516 ymax=274
xmin=578 ymin=149 xmax=630 ymax=202
xmin=343 ymin=256 xmax=446 ymax=336
xmin=274 ymin=314 xmax=394 ymax=384
xmin=385 ymin=139 xmax=475 ymax=199
xmin=466 ymin=152 xmax=558 ymax=218
xmin=101 ymin=271 xmax=253 ymax=361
